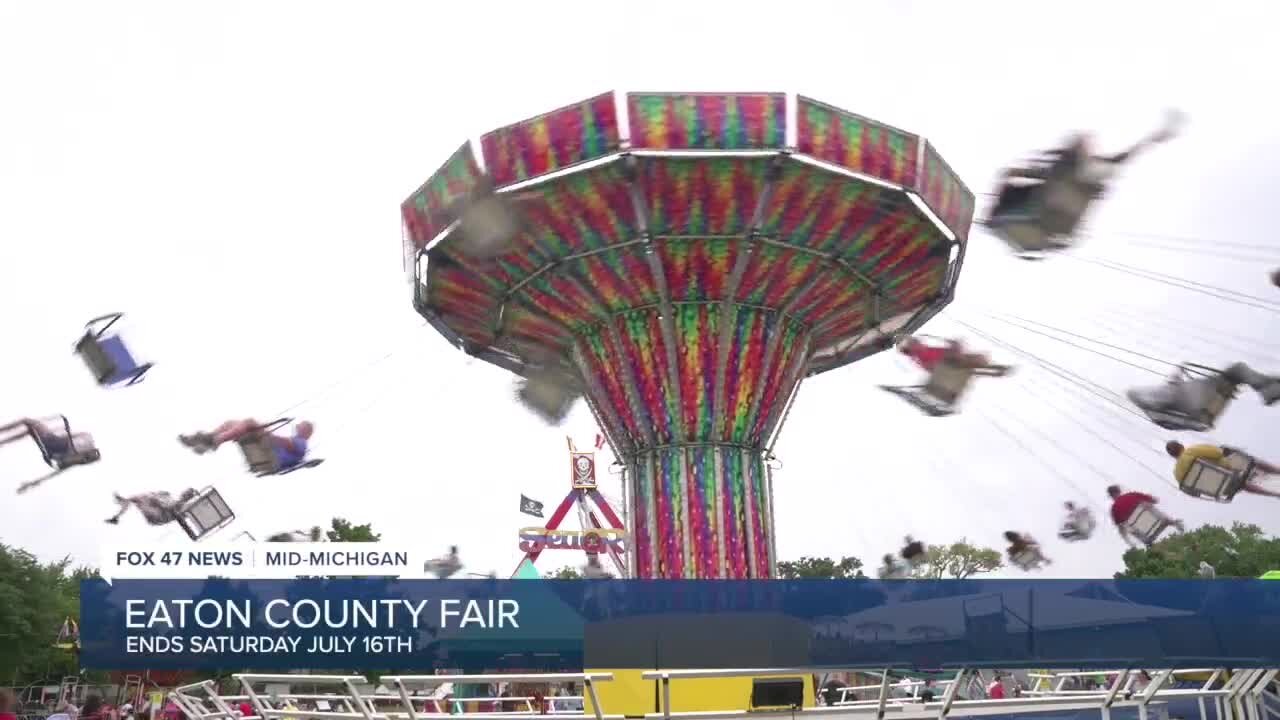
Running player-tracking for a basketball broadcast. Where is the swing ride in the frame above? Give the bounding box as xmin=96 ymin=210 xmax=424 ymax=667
xmin=4 ymin=83 xmax=1272 ymax=586
xmin=404 ymin=91 xmax=973 ymax=579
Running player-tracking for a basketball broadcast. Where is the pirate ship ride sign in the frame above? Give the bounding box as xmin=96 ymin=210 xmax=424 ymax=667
xmin=517 ymin=527 xmax=628 ymax=554
xmin=511 ymin=435 xmax=629 ymax=572
xmin=570 ymin=450 xmax=596 ymax=489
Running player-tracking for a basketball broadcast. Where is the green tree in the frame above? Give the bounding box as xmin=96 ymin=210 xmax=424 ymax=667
xmin=0 ymin=544 xmax=98 ymax=686
xmin=777 ymin=556 xmax=865 ymax=579
xmin=326 ymin=517 xmax=381 ymax=542
xmin=911 ymin=539 xmax=1002 ymax=579
xmin=550 ymin=566 xmax=582 ymax=579
xmin=1116 ymin=523 xmax=1280 ymax=578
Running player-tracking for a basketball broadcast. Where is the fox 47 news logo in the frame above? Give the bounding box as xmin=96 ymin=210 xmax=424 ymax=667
xmin=116 ymin=550 xmax=244 ymax=569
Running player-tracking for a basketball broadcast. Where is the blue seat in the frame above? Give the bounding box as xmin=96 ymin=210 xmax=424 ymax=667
xmin=75 ymin=313 xmax=153 ymax=387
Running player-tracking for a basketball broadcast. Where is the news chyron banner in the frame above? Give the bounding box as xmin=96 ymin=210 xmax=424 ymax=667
xmin=84 ymin=544 xmax=1280 ymax=671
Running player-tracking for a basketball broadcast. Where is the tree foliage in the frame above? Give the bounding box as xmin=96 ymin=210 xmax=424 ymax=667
xmin=325 ymin=517 xmax=381 ymax=542
xmin=550 ymin=566 xmax=582 ymax=579
xmin=911 ymin=539 xmax=1003 ymax=579
xmin=777 ymin=556 xmax=865 ymax=579
xmin=0 ymin=543 xmax=98 ymax=686
xmin=1116 ymin=523 xmax=1280 ymax=578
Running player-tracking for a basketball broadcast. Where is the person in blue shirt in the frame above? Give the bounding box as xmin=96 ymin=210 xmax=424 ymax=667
xmin=179 ymin=418 xmax=313 ymax=470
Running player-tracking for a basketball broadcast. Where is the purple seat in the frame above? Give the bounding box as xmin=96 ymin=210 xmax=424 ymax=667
xmin=74 ymin=313 xmax=153 ymax=387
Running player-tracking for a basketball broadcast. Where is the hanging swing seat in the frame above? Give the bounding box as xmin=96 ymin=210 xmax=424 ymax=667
xmin=74 ymin=313 xmax=154 ymax=387
xmin=1122 ymin=503 xmax=1177 ymax=546
xmin=881 ymin=362 xmax=975 ymax=417
xmin=1009 ymin=546 xmax=1048 ymax=571
xmin=517 ymin=366 xmax=580 ymax=425
xmin=1134 ymin=364 xmax=1237 ymax=432
xmin=425 ymin=556 xmax=461 ymax=578
xmin=447 ymin=177 xmax=523 ymax=259
xmin=985 ymin=159 xmax=1106 ymax=258
xmin=236 ymin=418 xmax=324 ymax=476
xmin=1178 ymin=452 xmax=1252 ymax=502
xmin=1058 ymin=514 xmax=1096 ymax=542
xmin=900 ymin=540 xmax=927 ymax=565
xmin=15 ymin=417 xmax=99 ymax=494
xmin=877 ymin=561 xmax=909 ymax=580
xmin=174 ymin=486 xmax=236 ymax=541
xmin=28 ymin=416 xmax=100 ymax=470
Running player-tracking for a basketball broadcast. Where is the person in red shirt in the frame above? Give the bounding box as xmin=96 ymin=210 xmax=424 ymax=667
xmin=1108 ymin=485 xmax=1183 ymax=547
xmin=896 ymin=337 xmax=1011 ymax=375
xmin=0 ymin=688 xmax=18 ymax=720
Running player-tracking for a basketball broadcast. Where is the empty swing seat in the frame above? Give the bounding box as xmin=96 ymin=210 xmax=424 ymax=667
xmin=449 ymin=180 xmax=522 ymax=259
xmin=1123 ymin=503 xmax=1175 ymax=546
xmin=882 ymin=362 xmax=974 ymax=417
xmin=1179 ymin=456 xmax=1251 ymax=502
xmin=236 ymin=418 xmax=324 ymax=476
xmin=518 ymin=368 xmax=580 ymax=425
xmin=175 ymin=487 xmax=236 ymax=541
xmin=74 ymin=313 xmax=153 ymax=387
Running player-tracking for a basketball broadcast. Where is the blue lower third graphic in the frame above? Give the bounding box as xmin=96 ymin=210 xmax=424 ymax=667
xmin=79 ymin=579 xmax=1280 ymax=671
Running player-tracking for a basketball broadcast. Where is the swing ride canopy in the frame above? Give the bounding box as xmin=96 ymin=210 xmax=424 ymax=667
xmin=403 ymin=92 xmax=975 ymax=581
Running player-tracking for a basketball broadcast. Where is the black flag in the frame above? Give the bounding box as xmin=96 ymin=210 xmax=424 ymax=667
xmin=519 ymin=494 xmax=545 ymax=518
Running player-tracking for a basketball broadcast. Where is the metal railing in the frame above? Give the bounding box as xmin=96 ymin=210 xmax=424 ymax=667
xmin=166 ymin=668 xmax=1280 ymax=720
xmin=171 ymin=674 xmax=617 ymax=720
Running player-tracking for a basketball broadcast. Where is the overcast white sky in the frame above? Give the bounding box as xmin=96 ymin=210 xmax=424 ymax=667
xmin=3 ymin=1 xmax=1279 ymax=579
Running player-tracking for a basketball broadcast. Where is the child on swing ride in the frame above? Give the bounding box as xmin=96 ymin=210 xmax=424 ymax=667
xmin=1004 ymin=531 xmax=1049 ymax=568
xmin=1058 ymin=501 xmax=1095 ymax=541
